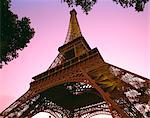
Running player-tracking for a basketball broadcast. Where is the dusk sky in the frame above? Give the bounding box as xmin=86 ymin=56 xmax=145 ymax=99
xmin=0 ymin=0 xmax=150 ymax=116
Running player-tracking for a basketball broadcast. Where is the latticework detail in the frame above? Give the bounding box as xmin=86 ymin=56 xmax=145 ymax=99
xmin=48 ymin=9 xmax=82 ymax=70
xmin=1 ymin=9 xmax=150 ymax=118
xmin=64 ymin=9 xmax=82 ymax=44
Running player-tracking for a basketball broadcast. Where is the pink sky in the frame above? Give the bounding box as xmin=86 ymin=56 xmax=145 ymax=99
xmin=0 ymin=0 xmax=150 ymax=113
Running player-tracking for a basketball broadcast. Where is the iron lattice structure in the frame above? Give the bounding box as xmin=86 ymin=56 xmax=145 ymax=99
xmin=1 ymin=9 xmax=150 ymax=118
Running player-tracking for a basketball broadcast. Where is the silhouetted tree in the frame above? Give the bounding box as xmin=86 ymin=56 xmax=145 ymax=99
xmin=63 ymin=0 xmax=149 ymax=13
xmin=0 ymin=0 xmax=35 ymax=68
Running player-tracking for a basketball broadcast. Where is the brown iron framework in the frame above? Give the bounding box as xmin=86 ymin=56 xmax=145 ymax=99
xmin=1 ymin=9 xmax=149 ymax=118
xmin=1 ymin=47 xmax=149 ymax=118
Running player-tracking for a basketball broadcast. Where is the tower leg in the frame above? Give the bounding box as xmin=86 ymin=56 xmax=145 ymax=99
xmin=80 ymin=68 xmax=128 ymax=118
xmin=108 ymin=103 xmax=116 ymax=118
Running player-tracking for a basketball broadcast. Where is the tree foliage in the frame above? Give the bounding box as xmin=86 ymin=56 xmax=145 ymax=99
xmin=62 ymin=0 xmax=97 ymax=14
xmin=0 ymin=0 xmax=35 ymax=68
xmin=113 ymin=0 xmax=149 ymax=11
xmin=63 ymin=0 xmax=149 ymax=13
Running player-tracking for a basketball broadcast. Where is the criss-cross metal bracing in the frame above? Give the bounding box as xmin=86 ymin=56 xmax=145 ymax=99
xmin=1 ymin=9 xmax=149 ymax=118
xmin=1 ymin=47 xmax=149 ymax=118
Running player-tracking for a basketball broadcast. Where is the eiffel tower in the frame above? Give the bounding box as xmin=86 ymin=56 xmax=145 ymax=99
xmin=1 ymin=9 xmax=150 ymax=118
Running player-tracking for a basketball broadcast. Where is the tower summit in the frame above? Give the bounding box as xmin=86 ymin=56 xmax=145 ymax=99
xmin=65 ymin=9 xmax=82 ymax=44
xmin=48 ymin=9 xmax=90 ymax=69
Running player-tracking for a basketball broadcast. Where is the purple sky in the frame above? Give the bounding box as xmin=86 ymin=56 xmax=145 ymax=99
xmin=0 ymin=0 xmax=149 ymax=113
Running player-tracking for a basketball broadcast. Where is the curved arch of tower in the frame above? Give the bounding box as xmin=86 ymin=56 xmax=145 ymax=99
xmin=1 ymin=9 xmax=149 ymax=118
